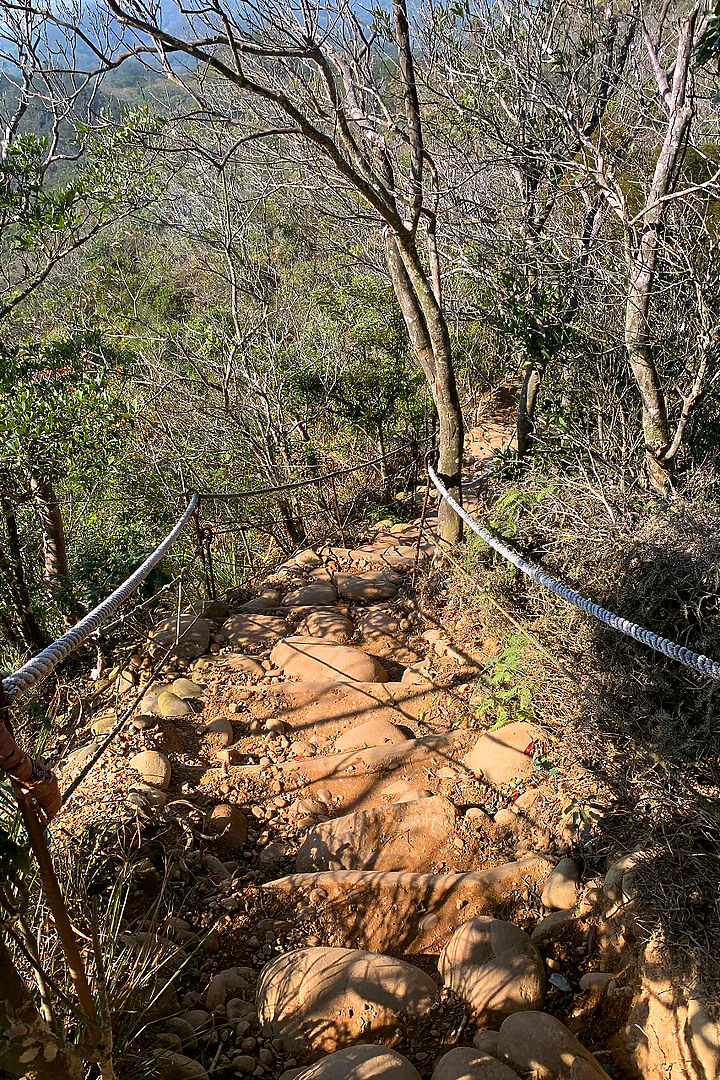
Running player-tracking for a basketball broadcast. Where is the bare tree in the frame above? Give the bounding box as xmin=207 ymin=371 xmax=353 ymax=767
xmin=422 ymin=0 xmax=635 ymax=459
xmin=524 ymin=0 xmax=719 ymax=489
xmin=46 ymin=0 xmax=465 ymax=541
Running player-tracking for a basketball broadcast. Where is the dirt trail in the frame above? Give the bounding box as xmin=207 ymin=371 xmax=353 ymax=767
xmin=55 ymin=418 xmax=719 ymax=1080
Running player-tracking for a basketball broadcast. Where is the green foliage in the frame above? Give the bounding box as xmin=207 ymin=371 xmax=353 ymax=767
xmin=563 ymin=798 xmax=606 ymax=845
xmin=696 ymin=5 xmax=720 ymax=68
xmin=0 ymin=134 xmax=79 ymax=249
xmin=0 ymin=331 xmax=132 ymax=486
xmin=487 ymin=484 xmax=559 ymax=540
xmin=471 ymin=633 xmax=534 ymax=727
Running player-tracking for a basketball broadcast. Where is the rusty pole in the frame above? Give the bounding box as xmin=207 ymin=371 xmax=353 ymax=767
xmin=0 ymin=682 xmax=100 ymax=1044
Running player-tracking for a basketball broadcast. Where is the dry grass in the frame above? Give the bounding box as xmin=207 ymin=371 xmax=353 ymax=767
xmin=426 ymin=470 xmax=720 ymax=1016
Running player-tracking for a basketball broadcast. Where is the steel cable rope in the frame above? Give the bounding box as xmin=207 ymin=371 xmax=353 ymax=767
xmin=427 ymin=463 xmax=720 ymax=682
xmin=2 ymin=438 xmax=432 ymax=707
xmin=197 ymin=432 xmax=436 ymax=501
xmin=1 ymin=496 xmax=199 ymax=704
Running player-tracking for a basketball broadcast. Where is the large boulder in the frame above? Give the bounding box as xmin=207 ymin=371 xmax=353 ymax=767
xmin=335 ymin=719 xmax=411 ymax=751
xmin=282 ymin=582 xmax=338 ymax=607
xmin=222 ymin=613 xmax=289 ymax=651
xmin=431 ymin=1048 xmax=520 ymax=1080
xmin=270 ymin=639 xmax=388 ymax=683
xmin=257 ymin=947 xmax=437 ymax=1057
xmin=264 ymin=858 xmax=552 ymax=955
xmin=497 ymin=1012 xmax=607 ymax=1080
xmin=335 ymin=572 xmax=401 ymax=602
xmin=150 ymin=615 xmax=211 ymax=659
xmin=295 ymin=796 xmax=456 ymax=873
xmin=300 ymin=610 xmax=356 ymax=643
xmin=293 ymin=1046 xmax=421 ymax=1080
xmin=438 ymin=916 xmax=544 ymax=1023
xmin=465 ymin=723 xmax=540 ymax=786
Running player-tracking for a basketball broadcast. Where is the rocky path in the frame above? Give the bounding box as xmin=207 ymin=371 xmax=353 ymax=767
xmin=56 ymin=434 xmax=719 ymax=1080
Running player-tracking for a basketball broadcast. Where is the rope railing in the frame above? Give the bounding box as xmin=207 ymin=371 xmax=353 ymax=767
xmin=196 ymin=432 xmax=433 ymax=500
xmin=0 ymin=435 xmax=433 ymax=706
xmin=1 ymin=495 xmax=199 ymax=705
xmin=428 ymin=463 xmax=720 ymax=682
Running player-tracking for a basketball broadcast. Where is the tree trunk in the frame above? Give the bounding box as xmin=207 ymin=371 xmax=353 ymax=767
xmin=516 ymin=353 xmax=547 ymax=459
xmin=623 ymin=8 xmax=698 ymax=492
xmin=0 ymin=935 xmax=84 ymax=1080
xmin=385 ymin=232 xmax=463 ymax=544
xmin=0 ymin=497 xmax=48 ymax=651
xmin=277 ymin=496 xmax=306 ymax=548
xmin=624 ymin=295 xmax=672 ymax=491
xmin=29 ymin=472 xmax=70 ymax=585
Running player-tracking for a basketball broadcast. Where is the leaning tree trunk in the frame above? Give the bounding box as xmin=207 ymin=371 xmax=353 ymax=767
xmin=623 ymin=6 xmax=698 ymax=493
xmin=516 ymin=351 xmax=547 ymax=459
xmin=29 ymin=472 xmax=70 ymax=585
xmin=0 ymin=935 xmax=84 ymax=1080
xmin=385 ymin=233 xmax=463 ymax=544
xmin=0 ymin=496 xmax=48 ymax=651
xmin=624 ymin=274 xmax=672 ymax=492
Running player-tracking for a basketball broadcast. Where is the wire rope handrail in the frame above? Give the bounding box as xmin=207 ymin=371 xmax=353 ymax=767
xmin=428 ymin=463 xmax=720 ymax=682
xmin=1 ymin=496 xmax=199 ymax=704
xmin=195 ymin=433 xmax=434 ymax=500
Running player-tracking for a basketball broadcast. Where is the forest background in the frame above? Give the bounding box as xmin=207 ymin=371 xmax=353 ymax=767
xmin=2 ymin=0 xmax=720 ymax=701
xmin=3 ymin=2 xmax=720 ymax=1075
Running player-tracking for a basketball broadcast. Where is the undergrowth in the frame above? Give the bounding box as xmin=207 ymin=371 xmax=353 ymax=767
xmin=429 ymin=462 xmax=720 ymax=1014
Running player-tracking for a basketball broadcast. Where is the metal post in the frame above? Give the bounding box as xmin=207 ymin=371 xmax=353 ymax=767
xmin=0 ymin=683 xmax=100 ymax=1045
xmin=204 ymin=526 xmax=217 ymax=601
xmin=192 ymin=499 xmax=210 ymax=600
xmin=329 ymin=474 xmax=347 ymax=547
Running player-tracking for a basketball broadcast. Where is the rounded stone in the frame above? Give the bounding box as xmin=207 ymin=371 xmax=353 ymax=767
xmin=205 ymin=974 xmax=227 ymax=1010
xmin=270 ymin=639 xmax=387 ymax=683
xmin=208 ymin=804 xmax=248 ymax=847
xmin=173 ymin=677 xmax=205 ymax=699
xmin=222 ymin=613 xmax=289 ymax=651
xmin=293 ymin=1045 xmax=422 ymax=1080
xmin=335 ymin=719 xmax=410 ymax=752
xmin=130 ymin=750 xmax=171 ymax=790
xmin=497 ymin=1012 xmax=608 ymax=1080
xmin=465 ymin=723 xmax=540 ymax=787
xmin=295 ymin=796 xmax=456 ymax=874
xmin=204 ymin=717 xmax=234 ymax=746
xmin=472 ymin=1032 xmax=500 ymax=1056
xmin=164 ymin=1016 xmax=199 ymax=1052
xmin=541 ymin=858 xmax=581 ymax=910
xmin=133 ymin=713 xmax=156 ymax=730
xmin=158 ymin=691 xmax=192 ymax=718
xmin=91 ymin=711 xmax=117 ymax=735
xmin=282 ymin=582 xmax=338 ymax=607
xmin=151 ymin=615 xmax=211 ymax=659
xmin=300 ymin=610 xmax=355 ymax=643
xmin=223 ymin=654 xmax=265 ymax=676
xmin=431 ymin=1048 xmax=521 ymax=1080
xmin=257 ymin=947 xmax=437 ymax=1056
xmin=579 ymin=972 xmax=614 ymax=991
xmin=438 ymin=916 xmax=545 ymax=1024
xmin=335 ymin=572 xmax=400 ymax=602
xmin=159 ymin=1054 xmax=209 ymax=1080
xmin=129 ymin=783 xmax=168 ymax=810
xmin=141 ymin=681 xmax=174 ymax=715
